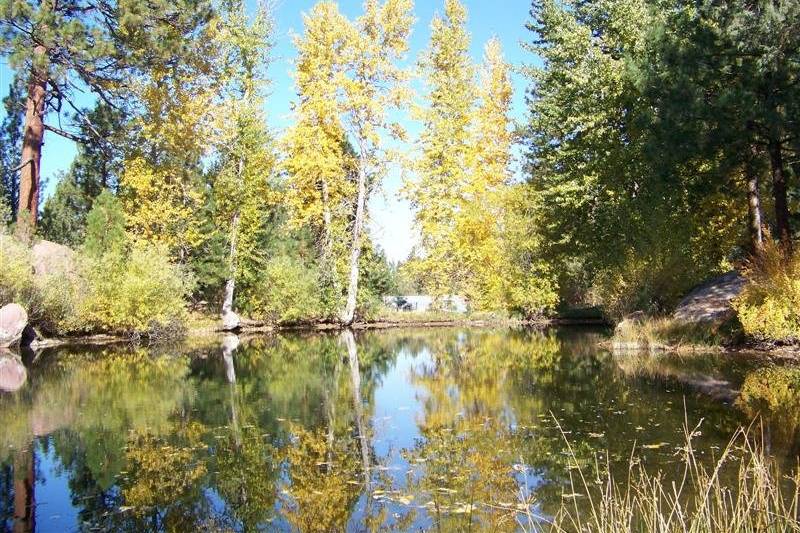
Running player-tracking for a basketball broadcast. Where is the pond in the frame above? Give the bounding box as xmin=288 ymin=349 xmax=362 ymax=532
xmin=0 ymin=327 xmax=797 ymax=532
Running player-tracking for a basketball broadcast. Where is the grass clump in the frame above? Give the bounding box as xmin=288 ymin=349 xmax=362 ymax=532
xmin=612 ymin=316 xmax=735 ymax=351
xmin=734 ymin=239 xmax=800 ymax=343
xmin=519 ymin=420 xmax=800 ymax=532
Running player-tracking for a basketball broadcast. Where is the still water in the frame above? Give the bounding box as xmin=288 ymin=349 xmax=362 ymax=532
xmin=0 ymin=327 xmax=796 ymax=532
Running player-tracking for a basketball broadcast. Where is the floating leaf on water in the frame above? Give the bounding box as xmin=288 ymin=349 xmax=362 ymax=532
xmin=588 ymin=432 xmax=605 ymax=438
xmin=395 ymin=494 xmax=414 ymax=505
xmin=642 ymin=442 xmax=670 ymax=449
xmin=561 ymin=493 xmax=582 ymax=499
xmin=452 ymin=503 xmax=476 ymax=514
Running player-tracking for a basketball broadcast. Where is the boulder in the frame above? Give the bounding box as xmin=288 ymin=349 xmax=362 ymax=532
xmin=31 ymin=239 xmax=77 ymax=279
xmin=673 ymin=271 xmax=746 ymax=323
xmin=0 ymin=303 xmax=28 ymax=348
xmin=0 ymin=352 xmax=27 ymax=392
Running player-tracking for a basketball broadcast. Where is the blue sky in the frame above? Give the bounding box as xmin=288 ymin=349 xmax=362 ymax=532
xmin=0 ymin=0 xmax=536 ymax=262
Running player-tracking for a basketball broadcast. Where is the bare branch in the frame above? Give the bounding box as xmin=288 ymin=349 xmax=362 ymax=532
xmin=43 ymin=123 xmax=87 ymax=144
xmin=11 ymin=158 xmax=33 ymax=173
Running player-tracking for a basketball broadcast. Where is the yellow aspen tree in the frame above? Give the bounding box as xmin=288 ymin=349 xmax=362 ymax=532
xmin=120 ymin=25 xmax=221 ymax=264
xmin=283 ymin=2 xmax=355 ymax=301
xmin=456 ymin=37 xmax=513 ymax=310
xmin=405 ymin=0 xmax=475 ymax=302
xmin=211 ymin=0 xmax=277 ymax=328
xmin=119 ymin=70 xmax=213 ymax=262
xmin=338 ymin=0 xmax=414 ymax=325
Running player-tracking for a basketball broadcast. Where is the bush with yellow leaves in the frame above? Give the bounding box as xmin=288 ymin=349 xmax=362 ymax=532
xmin=734 ymin=238 xmax=800 ymax=342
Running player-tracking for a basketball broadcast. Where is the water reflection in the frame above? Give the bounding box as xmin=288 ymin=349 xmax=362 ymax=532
xmin=0 ymin=328 xmax=796 ymax=531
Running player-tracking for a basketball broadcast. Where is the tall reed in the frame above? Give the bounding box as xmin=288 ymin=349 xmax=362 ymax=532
xmin=518 ymin=417 xmax=800 ymax=532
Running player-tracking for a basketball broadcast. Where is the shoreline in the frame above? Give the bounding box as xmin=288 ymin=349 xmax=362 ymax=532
xmin=18 ymin=316 xmax=798 ymax=360
xmin=19 ymin=316 xmax=610 ymax=350
xmin=608 ymin=338 xmax=800 ymax=360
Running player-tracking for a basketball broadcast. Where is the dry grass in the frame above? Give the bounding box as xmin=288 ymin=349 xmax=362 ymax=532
xmin=612 ymin=317 xmax=735 ymax=352
xmin=517 ymin=417 xmax=800 ymax=532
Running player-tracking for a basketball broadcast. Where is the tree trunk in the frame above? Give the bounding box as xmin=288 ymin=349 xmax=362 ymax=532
xmin=17 ymin=45 xmax=48 ymax=238
xmin=13 ymin=447 xmax=34 ymax=533
xmin=221 ymin=335 xmax=241 ymax=446
xmin=768 ymin=139 xmax=792 ymax=252
xmin=324 ymin=357 xmax=340 ymax=475
xmin=221 ymin=211 xmax=240 ymax=316
xmin=343 ymin=330 xmax=371 ymax=494
xmin=340 ymin=153 xmax=367 ymax=325
xmin=319 ymin=177 xmax=340 ymax=295
xmin=221 ymin=158 xmax=244 ymax=320
xmin=745 ymin=149 xmax=764 ymax=254
xmin=321 ymin=178 xmax=333 ymax=259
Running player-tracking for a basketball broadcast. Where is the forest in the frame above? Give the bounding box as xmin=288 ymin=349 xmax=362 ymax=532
xmin=0 ymin=0 xmax=798 ymax=344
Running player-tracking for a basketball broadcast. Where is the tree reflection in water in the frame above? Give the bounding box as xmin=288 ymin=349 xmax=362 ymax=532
xmin=0 ymin=328 xmax=794 ymax=531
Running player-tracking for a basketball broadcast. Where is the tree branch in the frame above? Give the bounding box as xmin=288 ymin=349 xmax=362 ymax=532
xmin=43 ymin=123 xmax=87 ymax=144
xmin=11 ymin=158 xmax=33 ymax=172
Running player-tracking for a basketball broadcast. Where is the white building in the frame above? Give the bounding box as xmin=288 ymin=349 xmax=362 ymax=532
xmin=383 ymin=295 xmax=468 ymax=313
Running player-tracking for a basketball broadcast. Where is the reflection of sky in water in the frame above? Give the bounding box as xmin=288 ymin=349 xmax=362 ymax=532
xmin=33 ymin=444 xmax=78 ymax=531
xmin=0 ymin=328 xmax=795 ymax=532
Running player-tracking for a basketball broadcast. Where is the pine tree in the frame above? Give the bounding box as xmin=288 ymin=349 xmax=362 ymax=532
xmin=0 ymin=0 xmax=215 ymax=235
xmin=211 ymin=0 xmax=277 ymax=325
xmin=0 ymin=78 xmax=23 ymax=218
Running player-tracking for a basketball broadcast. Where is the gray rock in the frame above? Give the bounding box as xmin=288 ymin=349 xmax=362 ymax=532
xmin=0 ymin=303 xmax=28 ymax=348
xmin=32 ymin=239 xmax=77 ymax=279
xmin=673 ymin=271 xmax=746 ymax=323
xmin=0 ymin=352 xmax=27 ymax=392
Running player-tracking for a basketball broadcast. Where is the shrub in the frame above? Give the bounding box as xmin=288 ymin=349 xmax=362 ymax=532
xmin=733 ymin=239 xmax=800 ymax=342
xmin=0 ymin=235 xmax=77 ymax=333
xmin=243 ymin=255 xmax=323 ymax=324
xmin=72 ymin=243 xmax=194 ymax=336
xmin=0 ymin=235 xmax=36 ymax=308
xmin=0 ymin=233 xmax=193 ymax=337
